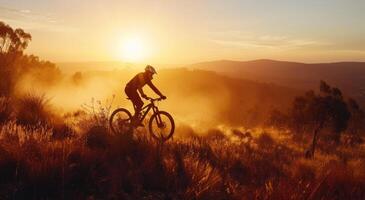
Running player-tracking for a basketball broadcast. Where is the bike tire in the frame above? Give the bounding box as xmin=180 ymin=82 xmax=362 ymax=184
xmin=109 ymin=108 xmax=132 ymax=134
xmin=148 ymin=111 xmax=175 ymax=142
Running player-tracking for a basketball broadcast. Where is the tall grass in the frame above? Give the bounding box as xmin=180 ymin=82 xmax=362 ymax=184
xmin=0 ymin=94 xmax=364 ymax=199
xmin=0 ymin=117 xmax=364 ymax=199
xmin=0 ymin=96 xmax=12 ymax=124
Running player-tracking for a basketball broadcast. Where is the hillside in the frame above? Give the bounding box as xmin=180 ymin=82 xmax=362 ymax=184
xmin=189 ymin=59 xmax=365 ymax=105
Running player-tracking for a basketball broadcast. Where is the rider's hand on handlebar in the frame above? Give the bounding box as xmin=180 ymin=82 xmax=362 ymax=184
xmin=160 ymin=95 xmax=167 ymax=100
xmin=141 ymin=94 xmax=148 ymax=99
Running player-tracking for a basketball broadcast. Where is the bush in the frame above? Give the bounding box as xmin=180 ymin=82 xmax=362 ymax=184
xmin=14 ymin=93 xmax=54 ymax=126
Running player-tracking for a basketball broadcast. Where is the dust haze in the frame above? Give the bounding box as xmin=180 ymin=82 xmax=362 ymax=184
xmin=14 ymin=64 xmax=299 ymax=133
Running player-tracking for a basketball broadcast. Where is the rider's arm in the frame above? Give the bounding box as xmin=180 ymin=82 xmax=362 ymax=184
xmin=147 ymin=81 xmax=163 ymax=96
xmin=138 ymin=88 xmax=147 ymax=97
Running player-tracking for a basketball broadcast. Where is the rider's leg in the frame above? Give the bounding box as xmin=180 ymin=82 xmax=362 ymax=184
xmin=132 ymin=103 xmax=143 ymax=127
xmin=129 ymin=92 xmax=144 ymax=126
xmin=131 ymin=94 xmax=143 ymax=117
xmin=125 ymin=87 xmax=143 ymax=118
xmin=133 ymin=101 xmax=143 ymax=119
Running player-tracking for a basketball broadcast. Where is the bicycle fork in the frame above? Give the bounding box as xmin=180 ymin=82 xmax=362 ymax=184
xmin=153 ymin=106 xmax=164 ymax=128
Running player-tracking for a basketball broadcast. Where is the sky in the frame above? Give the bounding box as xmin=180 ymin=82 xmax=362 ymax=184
xmin=0 ymin=0 xmax=365 ymax=64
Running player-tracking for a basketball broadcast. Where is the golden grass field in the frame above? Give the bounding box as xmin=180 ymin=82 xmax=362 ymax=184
xmin=1 ymin=92 xmax=365 ymax=199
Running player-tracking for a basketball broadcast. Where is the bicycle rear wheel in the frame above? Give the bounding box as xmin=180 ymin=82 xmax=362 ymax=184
xmin=148 ymin=111 xmax=175 ymax=141
xmin=109 ymin=108 xmax=132 ymax=134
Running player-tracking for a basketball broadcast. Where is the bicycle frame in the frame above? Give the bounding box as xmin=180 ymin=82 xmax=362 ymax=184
xmin=135 ymin=99 xmax=160 ymax=123
xmin=110 ymin=97 xmax=169 ymax=135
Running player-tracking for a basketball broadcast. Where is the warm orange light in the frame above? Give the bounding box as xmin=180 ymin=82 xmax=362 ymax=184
xmin=118 ymin=36 xmax=146 ymax=62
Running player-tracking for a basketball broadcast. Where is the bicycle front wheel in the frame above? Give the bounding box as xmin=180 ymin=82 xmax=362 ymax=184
xmin=109 ymin=108 xmax=132 ymax=134
xmin=148 ymin=111 xmax=175 ymax=141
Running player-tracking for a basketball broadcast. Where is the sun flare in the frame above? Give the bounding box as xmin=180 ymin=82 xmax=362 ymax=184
xmin=118 ymin=37 xmax=146 ymax=62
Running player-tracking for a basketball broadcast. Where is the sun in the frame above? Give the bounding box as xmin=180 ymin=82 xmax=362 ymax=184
xmin=118 ymin=36 xmax=146 ymax=62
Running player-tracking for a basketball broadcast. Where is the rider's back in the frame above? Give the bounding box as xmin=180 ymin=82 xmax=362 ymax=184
xmin=126 ymin=72 xmax=152 ymax=90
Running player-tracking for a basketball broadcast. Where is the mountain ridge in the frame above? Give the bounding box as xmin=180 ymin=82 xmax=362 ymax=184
xmin=188 ymin=59 xmax=365 ymax=105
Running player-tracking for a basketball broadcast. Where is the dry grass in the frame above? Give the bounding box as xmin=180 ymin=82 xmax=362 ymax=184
xmin=0 ymin=94 xmax=364 ymax=199
xmin=0 ymin=117 xmax=364 ymax=199
xmin=0 ymin=96 xmax=12 ymax=124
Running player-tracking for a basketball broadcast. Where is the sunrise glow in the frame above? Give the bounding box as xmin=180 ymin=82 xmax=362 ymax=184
xmin=117 ymin=36 xmax=147 ymax=62
xmin=1 ymin=1 xmax=365 ymax=199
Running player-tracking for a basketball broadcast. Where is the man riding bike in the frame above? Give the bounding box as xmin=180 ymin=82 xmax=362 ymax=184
xmin=125 ymin=65 xmax=166 ymax=126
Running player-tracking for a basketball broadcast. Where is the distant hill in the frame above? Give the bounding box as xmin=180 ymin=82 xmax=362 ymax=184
xmin=188 ymin=59 xmax=365 ymax=105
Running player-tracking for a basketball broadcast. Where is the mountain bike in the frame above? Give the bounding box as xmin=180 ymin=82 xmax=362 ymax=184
xmin=109 ymin=97 xmax=175 ymax=142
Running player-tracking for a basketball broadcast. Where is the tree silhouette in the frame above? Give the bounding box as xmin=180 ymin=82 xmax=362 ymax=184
xmin=291 ymin=81 xmax=350 ymax=158
xmin=0 ymin=21 xmax=60 ymax=95
xmin=0 ymin=21 xmax=32 ymax=95
xmin=0 ymin=21 xmax=31 ymax=54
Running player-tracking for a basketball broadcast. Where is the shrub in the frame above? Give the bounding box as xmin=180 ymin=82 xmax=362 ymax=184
xmin=14 ymin=93 xmax=54 ymax=126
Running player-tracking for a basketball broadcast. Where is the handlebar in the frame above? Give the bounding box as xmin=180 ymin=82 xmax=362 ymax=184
xmin=145 ymin=97 xmax=165 ymax=101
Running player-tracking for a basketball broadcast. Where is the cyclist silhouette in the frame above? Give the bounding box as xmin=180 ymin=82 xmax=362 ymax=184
xmin=125 ymin=65 xmax=166 ymax=125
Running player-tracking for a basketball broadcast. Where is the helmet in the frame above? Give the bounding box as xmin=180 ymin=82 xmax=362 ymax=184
xmin=145 ymin=65 xmax=157 ymax=74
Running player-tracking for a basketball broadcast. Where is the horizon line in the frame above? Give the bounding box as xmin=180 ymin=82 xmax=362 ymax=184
xmin=56 ymin=58 xmax=365 ymax=66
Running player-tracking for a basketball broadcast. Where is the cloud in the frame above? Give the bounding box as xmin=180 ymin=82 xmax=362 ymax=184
xmin=209 ymin=31 xmax=327 ymax=50
xmin=0 ymin=6 xmax=55 ymax=23
xmin=0 ymin=6 xmax=77 ymax=33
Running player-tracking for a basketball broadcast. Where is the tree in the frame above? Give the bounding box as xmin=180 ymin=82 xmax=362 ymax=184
xmin=0 ymin=21 xmax=31 ymax=54
xmin=13 ymin=54 xmax=61 ymax=84
xmin=291 ymin=81 xmax=350 ymax=158
xmin=0 ymin=21 xmax=32 ymax=95
xmin=0 ymin=21 xmax=61 ymax=95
